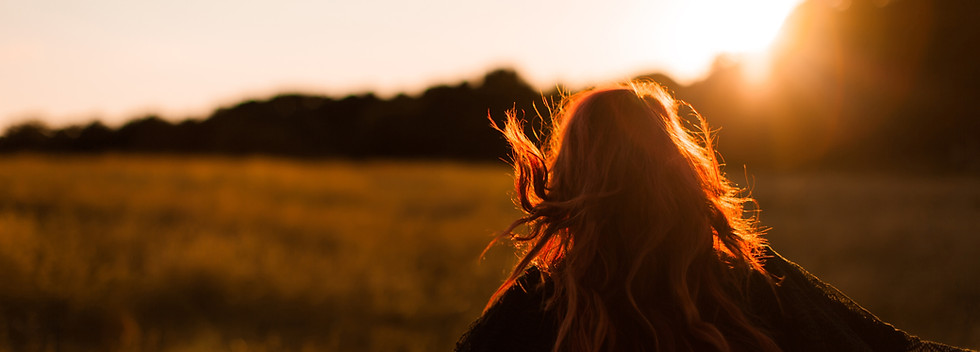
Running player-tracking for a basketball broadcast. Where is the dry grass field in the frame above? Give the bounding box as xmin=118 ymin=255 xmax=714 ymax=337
xmin=0 ymin=154 xmax=976 ymax=351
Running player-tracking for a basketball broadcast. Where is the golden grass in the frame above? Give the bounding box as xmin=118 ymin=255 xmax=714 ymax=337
xmin=0 ymin=154 xmax=520 ymax=352
xmin=0 ymin=154 xmax=976 ymax=351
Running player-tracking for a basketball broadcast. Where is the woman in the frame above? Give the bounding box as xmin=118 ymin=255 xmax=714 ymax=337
xmin=456 ymin=82 xmax=969 ymax=352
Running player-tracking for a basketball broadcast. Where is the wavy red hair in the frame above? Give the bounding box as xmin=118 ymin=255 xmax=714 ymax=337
xmin=487 ymin=82 xmax=780 ymax=352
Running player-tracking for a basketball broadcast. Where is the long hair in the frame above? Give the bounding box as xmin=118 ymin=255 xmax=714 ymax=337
xmin=487 ymin=82 xmax=781 ymax=352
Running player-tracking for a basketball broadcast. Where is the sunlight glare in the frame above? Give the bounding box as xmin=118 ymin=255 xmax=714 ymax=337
xmin=689 ymin=0 xmax=800 ymax=54
xmin=680 ymin=0 xmax=802 ymax=92
xmin=633 ymin=0 xmax=802 ymax=83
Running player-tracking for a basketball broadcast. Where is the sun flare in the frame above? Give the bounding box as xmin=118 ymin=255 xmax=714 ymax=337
xmin=689 ymin=0 xmax=801 ymax=54
xmin=631 ymin=0 xmax=803 ymax=82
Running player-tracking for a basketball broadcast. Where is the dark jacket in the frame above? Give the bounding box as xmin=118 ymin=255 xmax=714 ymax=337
xmin=456 ymin=248 xmax=972 ymax=352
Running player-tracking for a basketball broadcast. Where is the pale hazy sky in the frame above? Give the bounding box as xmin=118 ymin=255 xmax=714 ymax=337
xmin=0 ymin=0 xmax=802 ymax=128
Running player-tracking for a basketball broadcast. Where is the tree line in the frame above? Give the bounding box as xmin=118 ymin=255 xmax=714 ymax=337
xmin=2 ymin=0 xmax=977 ymax=172
xmin=0 ymin=69 xmax=543 ymax=161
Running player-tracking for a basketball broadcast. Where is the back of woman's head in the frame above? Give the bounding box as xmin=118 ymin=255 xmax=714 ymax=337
xmin=491 ymin=82 xmax=780 ymax=352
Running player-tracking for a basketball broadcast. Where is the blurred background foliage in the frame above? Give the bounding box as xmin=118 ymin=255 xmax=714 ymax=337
xmin=2 ymin=0 xmax=979 ymax=173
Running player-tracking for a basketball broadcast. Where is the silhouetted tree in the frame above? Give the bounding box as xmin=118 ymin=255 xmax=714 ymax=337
xmin=1 ymin=1 xmax=977 ymax=173
xmin=116 ymin=115 xmax=176 ymax=152
xmin=75 ymin=121 xmax=115 ymax=151
xmin=0 ymin=121 xmax=51 ymax=151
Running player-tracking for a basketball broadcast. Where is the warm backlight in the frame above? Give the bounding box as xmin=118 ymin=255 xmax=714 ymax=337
xmin=691 ymin=0 xmax=800 ymax=54
xmin=635 ymin=0 xmax=802 ymax=81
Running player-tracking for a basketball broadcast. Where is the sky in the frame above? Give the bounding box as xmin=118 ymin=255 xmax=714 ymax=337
xmin=0 ymin=0 xmax=803 ymax=129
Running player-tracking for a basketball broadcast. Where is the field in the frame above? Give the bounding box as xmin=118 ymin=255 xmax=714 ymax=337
xmin=0 ymin=154 xmax=976 ymax=351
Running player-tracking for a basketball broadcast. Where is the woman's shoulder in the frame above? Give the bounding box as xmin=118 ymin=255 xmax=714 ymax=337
xmin=455 ymin=267 xmax=558 ymax=352
xmin=755 ymin=246 xmax=971 ymax=352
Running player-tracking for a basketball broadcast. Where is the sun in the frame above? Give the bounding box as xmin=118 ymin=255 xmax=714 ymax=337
xmin=630 ymin=0 xmax=803 ymax=82
xmin=688 ymin=0 xmax=802 ymax=54
xmin=697 ymin=0 xmax=803 ymax=86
